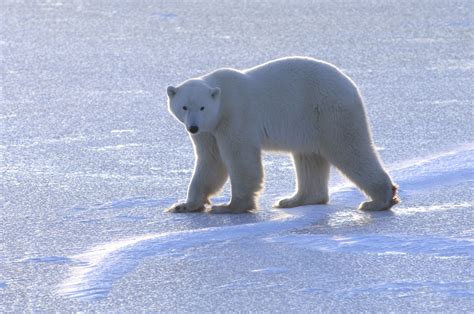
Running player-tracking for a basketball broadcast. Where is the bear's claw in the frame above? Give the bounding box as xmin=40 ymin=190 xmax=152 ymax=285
xmin=166 ymin=203 xmax=205 ymax=213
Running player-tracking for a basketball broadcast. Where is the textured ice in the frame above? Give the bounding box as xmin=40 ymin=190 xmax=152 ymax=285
xmin=56 ymin=145 xmax=474 ymax=301
xmin=2 ymin=0 xmax=473 ymax=312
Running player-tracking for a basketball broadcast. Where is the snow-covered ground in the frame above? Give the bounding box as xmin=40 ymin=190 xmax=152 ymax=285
xmin=1 ymin=0 xmax=473 ymax=311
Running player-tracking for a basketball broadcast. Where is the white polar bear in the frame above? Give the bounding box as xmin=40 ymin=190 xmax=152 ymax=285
xmin=166 ymin=57 xmax=399 ymax=213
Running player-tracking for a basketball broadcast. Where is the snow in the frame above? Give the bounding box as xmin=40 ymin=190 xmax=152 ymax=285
xmin=1 ymin=0 xmax=473 ymax=312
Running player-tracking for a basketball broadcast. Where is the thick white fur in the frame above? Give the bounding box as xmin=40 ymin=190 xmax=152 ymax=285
xmin=167 ymin=57 xmax=399 ymax=213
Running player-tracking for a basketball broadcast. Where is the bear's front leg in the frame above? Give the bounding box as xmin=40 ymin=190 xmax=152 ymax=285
xmin=210 ymin=140 xmax=263 ymax=214
xmin=167 ymin=133 xmax=228 ymax=213
xmin=167 ymin=172 xmax=214 ymax=213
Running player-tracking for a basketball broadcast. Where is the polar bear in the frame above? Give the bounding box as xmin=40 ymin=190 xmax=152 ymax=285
xmin=166 ymin=57 xmax=399 ymax=213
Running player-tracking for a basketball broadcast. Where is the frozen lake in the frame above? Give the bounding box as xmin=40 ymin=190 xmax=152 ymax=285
xmin=1 ymin=0 xmax=473 ymax=311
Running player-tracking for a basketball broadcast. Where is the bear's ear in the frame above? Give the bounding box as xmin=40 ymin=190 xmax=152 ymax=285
xmin=167 ymin=86 xmax=177 ymax=98
xmin=210 ymin=87 xmax=220 ymax=99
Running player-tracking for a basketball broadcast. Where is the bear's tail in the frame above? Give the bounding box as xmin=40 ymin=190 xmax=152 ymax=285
xmin=391 ymin=184 xmax=400 ymax=206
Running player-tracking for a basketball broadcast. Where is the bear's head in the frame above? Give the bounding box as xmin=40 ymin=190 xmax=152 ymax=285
xmin=167 ymin=79 xmax=221 ymax=135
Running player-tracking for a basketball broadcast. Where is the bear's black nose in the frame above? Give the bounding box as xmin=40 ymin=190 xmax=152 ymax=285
xmin=189 ymin=125 xmax=199 ymax=134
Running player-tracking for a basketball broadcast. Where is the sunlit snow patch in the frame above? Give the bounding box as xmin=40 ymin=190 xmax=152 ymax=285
xmin=392 ymin=202 xmax=471 ymax=216
xmin=265 ymin=234 xmax=474 ymax=257
xmin=251 ymin=267 xmax=289 ymax=274
xmin=58 ymin=208 xmax=330 ymax=300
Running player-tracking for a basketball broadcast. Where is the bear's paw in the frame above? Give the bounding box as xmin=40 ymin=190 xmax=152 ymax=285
xmin=166 ymin=202 xmax=205 ymax=213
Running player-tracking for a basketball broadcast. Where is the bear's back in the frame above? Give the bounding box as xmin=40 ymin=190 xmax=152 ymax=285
xmin=247 ymin=57 xmax=361 ymax=111
xmin=246 ymin=57 xmax=334 ymax=79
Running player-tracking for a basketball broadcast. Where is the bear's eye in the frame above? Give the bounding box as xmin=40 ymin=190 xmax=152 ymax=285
xmin=182 ymin=106 xmax=187 ymax=111
xmin=200 ymin=107 xmax=205 ymax=111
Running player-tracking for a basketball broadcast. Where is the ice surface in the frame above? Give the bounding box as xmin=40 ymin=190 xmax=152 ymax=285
xmin=1 ymin=0 xmax=473 ymax=312
xmin=56 ymin=144 xmax=474 ymax=301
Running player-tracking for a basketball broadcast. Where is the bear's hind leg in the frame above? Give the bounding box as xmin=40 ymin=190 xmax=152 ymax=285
xmin=325 ymin=146 xmax=396 ymax=211
xmin=275 ymin=153 xmax=329 ymax=208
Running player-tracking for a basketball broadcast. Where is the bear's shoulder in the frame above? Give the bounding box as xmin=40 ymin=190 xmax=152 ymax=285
xmin=203 ymin=67 xmax=244 ymax=81
xmin=201 ymin=68 xmax=248 ymax=92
